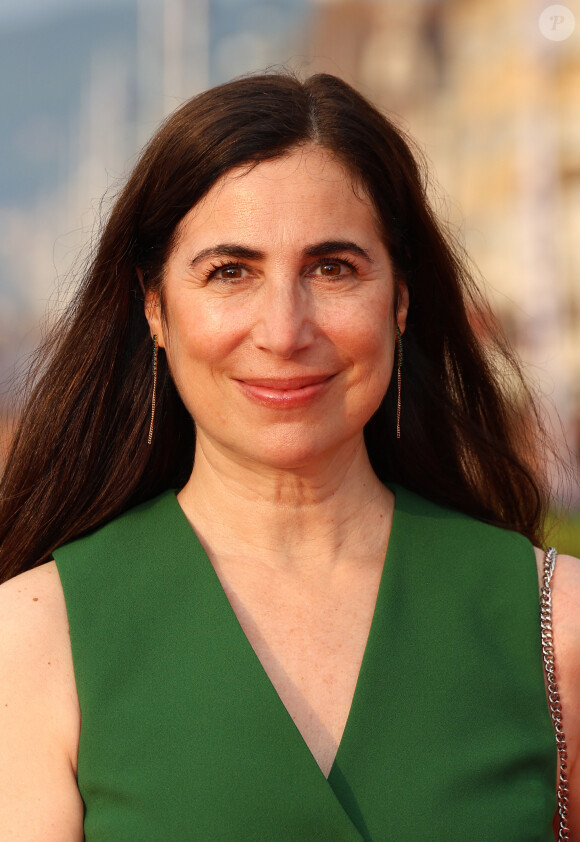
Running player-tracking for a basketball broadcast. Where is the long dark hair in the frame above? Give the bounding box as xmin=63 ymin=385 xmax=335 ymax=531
xmin=0 ymin=72 xmax=551 ymax=582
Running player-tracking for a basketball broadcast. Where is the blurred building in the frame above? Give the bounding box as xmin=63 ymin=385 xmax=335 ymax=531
xmin=307 ymin=0 xmax=580 ymax=497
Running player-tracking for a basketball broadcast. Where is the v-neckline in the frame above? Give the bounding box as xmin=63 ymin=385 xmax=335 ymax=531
xmin=171 ymin=484 xmax=400 ymax=783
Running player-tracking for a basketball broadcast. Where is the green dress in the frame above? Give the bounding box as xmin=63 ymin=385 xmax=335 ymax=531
xmin=53 ymin=485 xmax=557 ymax=840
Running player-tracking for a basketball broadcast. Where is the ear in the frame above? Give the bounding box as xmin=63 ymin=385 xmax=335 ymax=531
xmin=395 ymin=278 xmax=409 ymax=334
xmin=142 ymin=279 xmax=166 ymax=349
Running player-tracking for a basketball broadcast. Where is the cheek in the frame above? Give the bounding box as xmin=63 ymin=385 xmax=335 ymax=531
xmin=164 ymin=298 xmax=247 ymax=366
xmin=336 ymin=307 xmax=395 ymax=410
xmin=326 ymin=296 xmax=393 ymax=366
xmin=354 ymin=321 xmax=391 ymax=362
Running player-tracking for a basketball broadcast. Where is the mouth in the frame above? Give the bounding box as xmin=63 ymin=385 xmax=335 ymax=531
xmin=235 ymin=374 xmax=336 ymax=407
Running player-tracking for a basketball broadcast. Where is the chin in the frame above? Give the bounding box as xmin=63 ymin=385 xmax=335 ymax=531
xmin=234 ymin=428 xmax=362 ymax=473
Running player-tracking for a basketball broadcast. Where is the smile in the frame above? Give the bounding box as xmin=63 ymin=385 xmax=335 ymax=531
xmin=235 ymin=375 xmax=336 ymax=407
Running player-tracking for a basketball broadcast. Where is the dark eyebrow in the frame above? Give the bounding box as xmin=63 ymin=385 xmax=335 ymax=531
xmin=188 ymin=240 xmax=373 ymax=269
xmin=189 ymin=244 xmax=264 ymax=269
xmin=303 ymin=241 xmax=372 ymax=262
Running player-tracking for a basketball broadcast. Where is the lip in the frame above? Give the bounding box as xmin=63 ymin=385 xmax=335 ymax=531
xmin=235 ymin=374 xmax=336 ymax=407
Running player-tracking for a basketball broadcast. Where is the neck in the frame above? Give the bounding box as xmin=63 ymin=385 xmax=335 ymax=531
xmin=177 ymin=435 xmax=393 ymax=572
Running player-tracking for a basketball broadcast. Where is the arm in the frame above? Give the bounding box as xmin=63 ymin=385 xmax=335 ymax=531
xmin=0 ymin=563 xmax=84 ymax=841
xmin=535 ymin=548 xmax=580 ymax=837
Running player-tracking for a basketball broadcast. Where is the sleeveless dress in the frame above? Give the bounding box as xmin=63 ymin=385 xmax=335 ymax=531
xmin=53 ymin=484 xmax=557 ymax=840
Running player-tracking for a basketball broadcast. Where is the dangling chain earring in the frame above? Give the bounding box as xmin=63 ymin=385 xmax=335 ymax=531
xmin=395 ymin=326 xmax=403 ymax=439
xmin=147 ymin=335 xmax=158 ymax=446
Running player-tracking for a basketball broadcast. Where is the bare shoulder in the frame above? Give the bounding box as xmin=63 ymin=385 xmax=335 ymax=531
xmin=0 ymin=563 xmax=83 ymax=839
xmin=0 ymin=562 xmax=76 ymax=693
xmin=534 ymin=547 xmax=580 ymax=833
xmin=533 ymin=547 xmax=580 ymax=654
xmin=533 ymin=547 xmax=580 ymax=711
xmin=1 ymin=560 xmax=70 ymax=639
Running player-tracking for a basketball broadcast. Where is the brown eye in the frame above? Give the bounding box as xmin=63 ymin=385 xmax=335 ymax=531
xmin=207 ymin=263 xmax=250 ymax=282
xmin=320 ymin=262 xmax=342 ymax=276
xmin=219 ymin=266 xmax=243 ymax=279
xmin=311 ymin=260 xmax=356 ymax=279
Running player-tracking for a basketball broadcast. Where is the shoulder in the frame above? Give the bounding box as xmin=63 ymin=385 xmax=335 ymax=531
xmin=534 ymin=548 xmax=580 ymax=833
xmin=1 ymin=558 xmax=67 ymax=608
xmin=546 ymin=549 xmax=580 ymax=714
xmin=0 ymin=561 xmax=71 ymax=659
xmin=0 ymin=562 xmax=78 ymax=732
xmin=0 ymin=563 xmax=83 ymax=838
xmin=0 ymin=563 xmax=80 ymax=766
xmin=393 ymin=487 xmax=537 ymax=596
xmin=533 ymin=548 xmax=580 ymax=719
xmin=53 ymin=489 xmax=178 ymax=572
xmin=533 ymin=548 xmax=580 ymax=650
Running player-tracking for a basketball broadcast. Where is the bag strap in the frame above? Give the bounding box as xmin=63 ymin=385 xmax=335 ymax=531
xmin=540 ymin=547 xmax=570 ymax=840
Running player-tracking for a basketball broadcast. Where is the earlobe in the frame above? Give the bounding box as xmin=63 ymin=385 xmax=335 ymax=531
xmin=396 ymin=280 xmax=410 ymax=334
xmin=137 ymin=267 xmax=163 ymax=346
xmin=143 ymin=288 xmax=165 ymax=348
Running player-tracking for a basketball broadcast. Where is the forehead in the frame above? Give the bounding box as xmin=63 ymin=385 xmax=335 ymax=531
xmin=172 ymin=146 xmax=381 ymax=249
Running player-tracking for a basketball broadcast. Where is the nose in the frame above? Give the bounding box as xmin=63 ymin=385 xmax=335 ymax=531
xmin=252 ymin=278 xmax=315 ymax=358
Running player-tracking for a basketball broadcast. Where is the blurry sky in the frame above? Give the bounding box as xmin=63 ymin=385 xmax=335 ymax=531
xmin=0 ymin=0 xmax=132 ymax=27
xmin=0 ymin=0 xmax=307 ymax=202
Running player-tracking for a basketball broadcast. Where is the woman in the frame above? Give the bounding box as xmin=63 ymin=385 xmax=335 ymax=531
xmin=0 ymin=73 xmax=578 ymax=840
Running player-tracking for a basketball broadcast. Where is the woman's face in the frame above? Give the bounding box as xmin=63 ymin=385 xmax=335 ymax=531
xmin=146 ymin=145 xmax=408 ymax=472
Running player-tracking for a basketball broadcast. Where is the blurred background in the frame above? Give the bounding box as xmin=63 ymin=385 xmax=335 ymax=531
xmin=0 ymin=0 xmax=578 ymax=548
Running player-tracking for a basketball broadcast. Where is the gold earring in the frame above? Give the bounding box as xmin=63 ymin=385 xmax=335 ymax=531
xmin=147 ymin=335 xmax=158 ymax=446
xmin=396 ymin=327 xmax=403 ymax=439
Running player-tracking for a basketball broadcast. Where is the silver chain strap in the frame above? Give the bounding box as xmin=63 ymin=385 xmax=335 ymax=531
xmin=540 ymin=547 xmax=570 ymax=840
